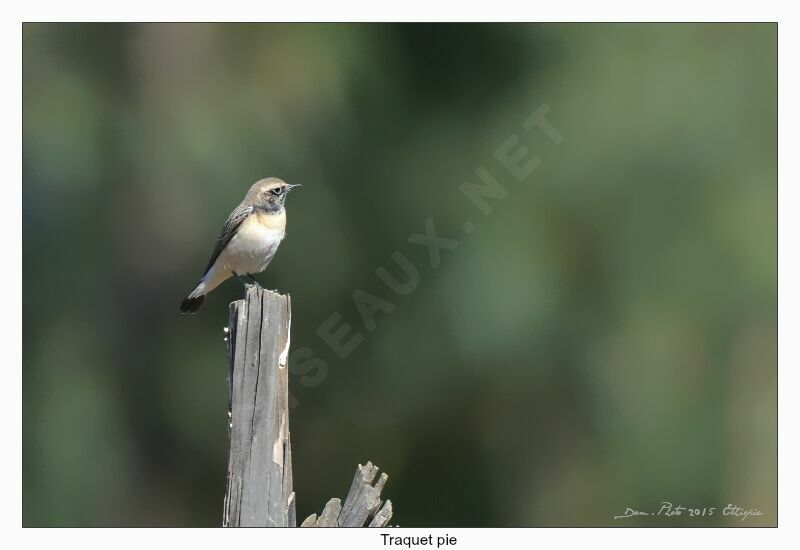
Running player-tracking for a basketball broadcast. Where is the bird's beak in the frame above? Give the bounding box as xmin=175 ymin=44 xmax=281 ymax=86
xmin=286 ymin=184 xmax=302 ymax=192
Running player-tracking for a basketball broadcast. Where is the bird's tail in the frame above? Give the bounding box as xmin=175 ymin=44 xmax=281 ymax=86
xmin=180 ymin=281 xmax=206 ymax=314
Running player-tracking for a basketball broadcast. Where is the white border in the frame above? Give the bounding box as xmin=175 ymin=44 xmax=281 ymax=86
xmin=3 ymin=2 xmax=794 ymax=548
xmin=2 ymin=1 xmax=788 ymax=23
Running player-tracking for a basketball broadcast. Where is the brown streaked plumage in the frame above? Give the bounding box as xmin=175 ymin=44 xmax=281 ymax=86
xmin=180 ymin=177 xmax=301 ymax=314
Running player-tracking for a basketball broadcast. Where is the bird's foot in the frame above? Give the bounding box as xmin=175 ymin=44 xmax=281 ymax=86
xmin=235 ymin=273 xmax=262 ymax=290
xmin=246 ymin=275 xmax=263 ymax=289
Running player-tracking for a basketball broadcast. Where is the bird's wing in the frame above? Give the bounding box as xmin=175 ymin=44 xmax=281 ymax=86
xmin=202 ymin=204 xmax=255 ymax=275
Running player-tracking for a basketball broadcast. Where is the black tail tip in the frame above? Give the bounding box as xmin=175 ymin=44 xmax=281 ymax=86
xmin=180 ymin=294 xmax=205 ymax=314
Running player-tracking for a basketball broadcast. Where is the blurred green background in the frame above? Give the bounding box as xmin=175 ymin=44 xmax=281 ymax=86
xmin=22 ymin=23 xmax=776 ymax=527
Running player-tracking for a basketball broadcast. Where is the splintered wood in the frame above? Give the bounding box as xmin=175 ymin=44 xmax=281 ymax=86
xmin=301 ymin=462 xmax=393 ymax=527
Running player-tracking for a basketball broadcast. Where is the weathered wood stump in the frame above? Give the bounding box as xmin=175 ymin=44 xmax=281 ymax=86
xmin=223 ymin=287 xmax=294 ymax=527
xmin=222 ymin=286 xmax=393 ymax=527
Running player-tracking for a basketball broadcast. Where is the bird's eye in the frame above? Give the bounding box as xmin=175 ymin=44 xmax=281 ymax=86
xmin=270 ymin=187 xmax=284 ymax=196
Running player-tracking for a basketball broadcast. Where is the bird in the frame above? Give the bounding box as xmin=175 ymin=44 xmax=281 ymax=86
xmin=180 ymin=177 xmax=301 ymax=314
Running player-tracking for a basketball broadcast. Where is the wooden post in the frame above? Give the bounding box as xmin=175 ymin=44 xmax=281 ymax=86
xmin=222 ymin=286 xmax=393 ymax=528
xmin=223 ymin=286 xmax=295 ymax=527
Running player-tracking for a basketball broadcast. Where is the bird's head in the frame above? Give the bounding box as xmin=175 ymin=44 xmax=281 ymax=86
xmin=247 ymin=177 xmax=302 ymax=212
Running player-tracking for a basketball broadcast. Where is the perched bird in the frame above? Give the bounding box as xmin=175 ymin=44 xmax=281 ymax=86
xmin=180 ymin=177 xmax=301 ymax=314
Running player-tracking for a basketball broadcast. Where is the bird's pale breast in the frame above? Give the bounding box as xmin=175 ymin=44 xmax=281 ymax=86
xmin=220 ymin=210 xmax=286 ymax=275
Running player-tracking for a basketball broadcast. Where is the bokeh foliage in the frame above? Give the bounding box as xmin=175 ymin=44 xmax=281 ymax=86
xmin=23 ymin=23 xmax=776 ymax=526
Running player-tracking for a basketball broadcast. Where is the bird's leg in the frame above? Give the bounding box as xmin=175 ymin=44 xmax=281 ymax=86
xmin=234 ymin=272 xmax=254 ymax=289
xmin=245 ymin=274 xmax=263 ymax=289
